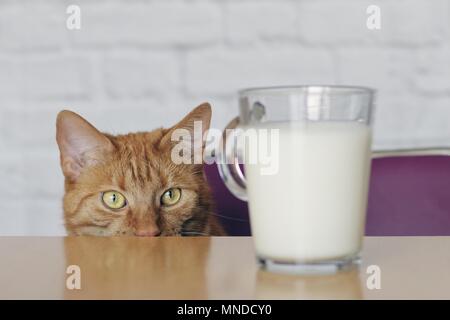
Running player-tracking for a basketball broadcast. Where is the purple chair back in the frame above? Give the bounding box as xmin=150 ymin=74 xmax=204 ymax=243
xmin=204 ymin=153 xmax=450 ymax=236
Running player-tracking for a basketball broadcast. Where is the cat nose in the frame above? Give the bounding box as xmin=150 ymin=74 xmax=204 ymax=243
xmin=135 ymin=228 xmax=161 ymax=237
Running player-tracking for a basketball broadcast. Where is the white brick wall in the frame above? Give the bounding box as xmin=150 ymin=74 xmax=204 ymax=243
xmin=186 ymin=47 xmax=335 ymax=95
xmin=0 ymin=0 xmax=449 ymax=235
xmin=70 ymin=2 xmax=222 ymax=47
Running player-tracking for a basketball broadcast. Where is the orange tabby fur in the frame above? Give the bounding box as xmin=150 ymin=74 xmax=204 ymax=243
xmin=56 ymin=104 xmax=225 ymax=236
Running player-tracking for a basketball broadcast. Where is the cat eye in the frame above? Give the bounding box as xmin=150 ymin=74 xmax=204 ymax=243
xmin=160 ymin=188 xmax=182 ymax=206
xmin=102 ymin=191 xmax=127 ymax=210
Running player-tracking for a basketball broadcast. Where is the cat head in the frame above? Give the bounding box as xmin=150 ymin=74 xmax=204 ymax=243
xmin=56 ymin=103 xmax=216 ymax=236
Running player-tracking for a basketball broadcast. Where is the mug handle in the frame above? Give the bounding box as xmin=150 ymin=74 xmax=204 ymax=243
xmin=217 ymin=117 xmax=248 ymax=201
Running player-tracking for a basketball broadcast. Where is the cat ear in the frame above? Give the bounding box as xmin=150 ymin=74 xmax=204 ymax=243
xmin=161 ymin=103 xmax=211 ymax=163
xmin=56 ymin=110 xmax=114 ymax=181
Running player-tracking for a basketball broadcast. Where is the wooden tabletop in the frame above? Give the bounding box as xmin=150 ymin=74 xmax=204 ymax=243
xmin=0 ymin=236 xmax=449 ymax=299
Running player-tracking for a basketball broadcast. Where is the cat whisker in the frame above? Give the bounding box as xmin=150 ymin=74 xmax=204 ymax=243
xmin=209 ymin=213 xmax=249 ymax=222
xmin=180 ymin=231 xmax=210 ymax=236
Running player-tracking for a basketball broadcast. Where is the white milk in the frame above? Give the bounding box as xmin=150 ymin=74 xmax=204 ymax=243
xmin=244 ymin=121 xmax=372 ymax=262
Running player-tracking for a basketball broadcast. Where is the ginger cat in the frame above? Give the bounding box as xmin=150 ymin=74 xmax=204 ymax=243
xmin=56 ymin=103 xmax=224 ymax=236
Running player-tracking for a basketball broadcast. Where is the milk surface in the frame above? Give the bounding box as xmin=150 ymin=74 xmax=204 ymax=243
xmin=244 ymin=121 xmax=372 ymax=262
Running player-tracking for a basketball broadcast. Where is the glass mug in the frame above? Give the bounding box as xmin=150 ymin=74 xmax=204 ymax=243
xmin=217 ymin=85 xmax=375 ymax=274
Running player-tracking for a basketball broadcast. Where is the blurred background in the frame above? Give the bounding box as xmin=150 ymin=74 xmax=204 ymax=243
xmin=0 ymin=0 xmax=449 ymax=235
